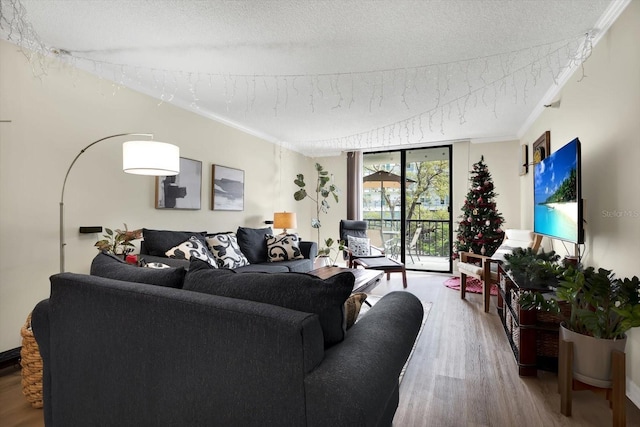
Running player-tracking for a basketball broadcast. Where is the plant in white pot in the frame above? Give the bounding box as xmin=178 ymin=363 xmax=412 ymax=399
xmin=520 ymin=265 xmax=640 ymax=387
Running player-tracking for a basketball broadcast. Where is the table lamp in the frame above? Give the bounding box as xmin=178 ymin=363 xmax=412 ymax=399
xmin=273 ymin=212 xmax=297 ymax=234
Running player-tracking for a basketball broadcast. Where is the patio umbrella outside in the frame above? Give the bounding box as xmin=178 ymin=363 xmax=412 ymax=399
xmin=363 ymin=170 xmax=416 ymax=220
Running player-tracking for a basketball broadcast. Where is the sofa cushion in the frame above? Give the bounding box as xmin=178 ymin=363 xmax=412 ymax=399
xmin=236 ymin=227 xmax=272 ymax=264
xmin=165 ymin=236 xmax=217 ymax=268
xmin=206 ymin=232 xmax=250 ymax=269
xmin=90 ymin=251 xmax=186 ymax=288
xmin=184 ymin=259 xmax=355 ymax=346
xmin=142 ymin=228 xmax=207 ymax=256
xmin=265 ymin=234 xmax=304 ymax=262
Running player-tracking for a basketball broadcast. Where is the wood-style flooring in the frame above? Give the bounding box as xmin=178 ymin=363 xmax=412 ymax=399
xmin=1 ymin=270 xmax=639 ymax=426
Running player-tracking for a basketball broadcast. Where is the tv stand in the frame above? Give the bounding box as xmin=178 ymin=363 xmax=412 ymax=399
xmin=497 ymin=264 xmax=567 ymax=376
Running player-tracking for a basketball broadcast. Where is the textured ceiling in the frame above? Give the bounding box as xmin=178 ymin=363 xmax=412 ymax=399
xmin=0 ymin=0 xmax=627 ymax=156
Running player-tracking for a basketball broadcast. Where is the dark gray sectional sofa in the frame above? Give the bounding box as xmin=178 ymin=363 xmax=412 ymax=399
xmin=31 ymin=254 xmax=424 ymax=426
xmin=138 ymin=227 xmax=318 ymax=272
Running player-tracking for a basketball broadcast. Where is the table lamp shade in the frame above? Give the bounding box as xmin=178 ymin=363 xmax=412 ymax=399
xmin=273 ymin=212 xmax=297 ymax=231
xmin=122 ymin=140 xmax=180 ymax=175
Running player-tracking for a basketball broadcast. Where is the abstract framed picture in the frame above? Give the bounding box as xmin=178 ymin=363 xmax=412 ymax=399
xmin=212 ymin=165 xmax=244 ymax=211
xmin=155 ymin=157 xmax=202 ymax=209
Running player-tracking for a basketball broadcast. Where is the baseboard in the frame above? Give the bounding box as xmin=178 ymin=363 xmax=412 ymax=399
xmin=628 ymin=377 xmax=640 ymax=410
xmin=0 ymin=347 xmax=21 ymax=370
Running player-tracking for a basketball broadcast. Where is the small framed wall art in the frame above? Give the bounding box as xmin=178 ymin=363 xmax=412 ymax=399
xmin=532 ymin=131 xmax=551 ymax=164
xmin=211 ymin=165 xmax=244 ymax=211
xmin=155 ymin=157 xmax=202 ymax=209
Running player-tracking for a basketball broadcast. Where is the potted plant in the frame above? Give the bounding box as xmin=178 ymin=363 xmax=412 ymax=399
xmin=502 ymin=247 xmax=563 ymax=289
xmin=94 ymin=224 xmax=142 ymax=256
xmin=520 ymin=265 xmax=640 ymax=387
xmin=315 ymin=238 xmax=345 ymax=267
xmin=293 ymin=163 xmax=340 ymax=249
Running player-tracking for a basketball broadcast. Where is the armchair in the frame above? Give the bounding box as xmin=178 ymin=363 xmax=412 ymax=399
xmin=339 ymin=220 xmax=408 ymax=288
xmin=457 ymin=229 xmax=542 ymax=312
xmin=339 ymin=220 xmax=385 ymax=268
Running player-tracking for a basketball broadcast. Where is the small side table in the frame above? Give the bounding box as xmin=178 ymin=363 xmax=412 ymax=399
xmin=352 ymin=257 xmax=407 ymax=288
xmin=558 ymin=339 xmax=626 ymax=426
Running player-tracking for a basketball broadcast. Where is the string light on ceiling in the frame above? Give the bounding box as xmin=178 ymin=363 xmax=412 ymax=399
xmin=0 ymin=0 xmax=595 ymax=156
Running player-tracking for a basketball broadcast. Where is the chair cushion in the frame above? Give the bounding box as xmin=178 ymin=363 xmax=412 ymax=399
xmin=457 ymin=262 xmax=484 ymax=277
xmin=183 ymin=259 xmax=354 ymax=347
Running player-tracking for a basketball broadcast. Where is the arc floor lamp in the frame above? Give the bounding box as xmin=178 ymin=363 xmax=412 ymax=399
xmin=60 ymin=133 xmax=180 ymax=272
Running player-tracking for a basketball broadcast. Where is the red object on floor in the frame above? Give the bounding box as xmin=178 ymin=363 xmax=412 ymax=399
xmin=444 ymin=276 xmax=498 ymax=296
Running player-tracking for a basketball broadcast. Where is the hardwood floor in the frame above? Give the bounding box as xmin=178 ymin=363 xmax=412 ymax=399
xmin=371 ymin=271 xmax=640 ymax=427
xmin=1 ymin=270 xmax=638 ymax=426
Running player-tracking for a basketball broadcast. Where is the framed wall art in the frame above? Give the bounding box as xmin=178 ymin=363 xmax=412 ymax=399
xmin=520 ymin=144 xmax=528 ymax=176
xmin=532 ymin=131 xmax=550 ymax=164
xmin=155 ymin=157 xmax=202 ymax=209
xmin=212 ymin=165 xmax=244 ymax=211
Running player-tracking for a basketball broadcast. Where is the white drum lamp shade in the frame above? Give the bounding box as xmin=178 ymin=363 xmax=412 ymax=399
xmin=60 ymin=133 xmax=180 ymax=273
xmin=123 ymin=140 xmax=180 ymax=175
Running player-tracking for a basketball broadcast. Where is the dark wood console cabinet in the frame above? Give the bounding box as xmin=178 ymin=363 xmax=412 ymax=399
xmin=496 ymin=264 xmax=565 ymax=376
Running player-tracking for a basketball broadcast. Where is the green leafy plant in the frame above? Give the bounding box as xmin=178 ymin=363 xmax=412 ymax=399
xmin=317 ymin=238 xmax=346 ymax=266
xmin=293 ymin=163 xmax=340 ymax=246
xmin=503 ymin=247 xmax=563 ymax=288
xmin=94 ymin=224 xmax=141 ymax=255
xmin=520 ymin=265 xmax=640 ymax=339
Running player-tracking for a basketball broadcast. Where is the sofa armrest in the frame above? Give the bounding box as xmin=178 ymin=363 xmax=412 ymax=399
xmin=299 ymin=241 xmax=317 ymax=260
xmin=304 ymin=291 xmax=424 ymax=426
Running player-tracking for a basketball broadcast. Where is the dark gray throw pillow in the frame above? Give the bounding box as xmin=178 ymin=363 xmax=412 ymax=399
xmin=236 ymin=226 xmax=272 ymax=264
xmin=90 ymin=251 xmax=186 ymax=289
xmin=183 ymin=258 xmax=355 ymax=347
xmin=142 ymin=228 xmax=207 ymax=257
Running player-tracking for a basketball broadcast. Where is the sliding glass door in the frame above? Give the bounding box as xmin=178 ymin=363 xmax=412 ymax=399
xmin=363 ymin=146 xmax=452 ymax=272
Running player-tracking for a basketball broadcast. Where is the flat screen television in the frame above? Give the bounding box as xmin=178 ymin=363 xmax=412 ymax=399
xmin=534 ymin=137 xmax=584 ymax=244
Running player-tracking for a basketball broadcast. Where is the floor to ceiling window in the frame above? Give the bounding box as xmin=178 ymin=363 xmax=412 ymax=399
xmin=362 ymin=146 xmax=452 ymax=272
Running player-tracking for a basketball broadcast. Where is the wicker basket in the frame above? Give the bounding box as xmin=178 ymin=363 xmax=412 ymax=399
xmin=20 ymin=312 xmax=43 ymax=409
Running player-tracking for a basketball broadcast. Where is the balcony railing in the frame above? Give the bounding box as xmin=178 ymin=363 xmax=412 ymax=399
xmin=364 ymin=219 xmax=451 ymax=258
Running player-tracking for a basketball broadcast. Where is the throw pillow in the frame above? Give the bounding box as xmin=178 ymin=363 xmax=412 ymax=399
xmin=347 ymin=235 xmax=371 ymax=257
xmin=183 ymin=261 xmax=355 ymax=347
xmin=205 ymin=233 xmax=250 ymax=269
xmin=265 ymin=234 xmax=304 ymax=262
xmin=90 ymin=251 xmax=186 ymax=288
xmin=236 ymin=227 xmax=272 ymax=264
xmin=142 ymin=228 xmax=207 ymax=257
xmin=345 ymin=292 xmax=368 ymax=329
xmin=165 ymin=236 xmax=217 ymax=268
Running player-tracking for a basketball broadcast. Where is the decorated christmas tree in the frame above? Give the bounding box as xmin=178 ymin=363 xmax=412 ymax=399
xmin=454 ymin=156 xmax=505 ymax=258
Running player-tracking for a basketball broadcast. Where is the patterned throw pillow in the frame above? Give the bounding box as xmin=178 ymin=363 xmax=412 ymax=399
xmin=265 ymin=234 xmax=304 ymax=262
xmin=165 ymin=236 xmax=217 ymax=268
xmin=347 ymin=236 xmax=371 ymax=257
xmin=205 ymin=233 xmax=250 ymax=269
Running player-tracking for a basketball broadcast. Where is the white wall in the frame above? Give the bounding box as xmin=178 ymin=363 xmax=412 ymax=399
xmin=452 ymin=140 xmax=522 ymax=232
xmin=0 ymin=40 xmax=317 ymax=352
xmin=519 ymin=1 xmax=640 ymax=400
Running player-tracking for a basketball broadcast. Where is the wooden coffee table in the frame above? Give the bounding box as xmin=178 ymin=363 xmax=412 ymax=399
xmin=308 ymin=266 xmax=383 ymax=294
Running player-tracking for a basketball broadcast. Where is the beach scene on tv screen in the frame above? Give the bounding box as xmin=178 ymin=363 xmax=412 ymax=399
xmin=534 ymin=140 xmax=579 ymax=243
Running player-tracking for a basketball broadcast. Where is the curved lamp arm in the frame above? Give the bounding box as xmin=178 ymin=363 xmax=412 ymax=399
xmin=59 ymin=133 xmax=154 ymax=273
